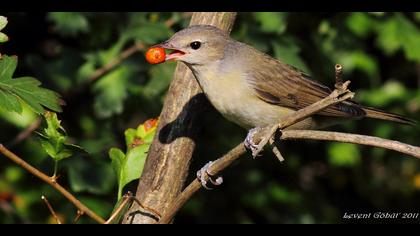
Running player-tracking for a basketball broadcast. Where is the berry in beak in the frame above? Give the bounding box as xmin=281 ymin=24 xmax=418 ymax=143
xmin=154 ymin=41 xmax=186 ymax=61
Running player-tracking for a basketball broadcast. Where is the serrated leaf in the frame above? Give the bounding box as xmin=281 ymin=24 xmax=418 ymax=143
xmin=0 ymin=89 xmax=22 ymax=114
xmin=0 ymin=56 xmax=62 ymax=115
xmin=0 ymin=55 xmax=17 ymax=79
xmin=38 ymin=112 xmax=85 ymax=162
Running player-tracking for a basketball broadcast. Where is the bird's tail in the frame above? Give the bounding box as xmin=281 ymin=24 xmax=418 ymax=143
xmin=363 ymin=106 xmax=416 ymax=125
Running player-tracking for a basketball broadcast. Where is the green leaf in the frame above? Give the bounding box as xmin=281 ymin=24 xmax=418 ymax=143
xmin=47 ymin=12 xmax=89 ymax=36
xmin=109 ymin=145 xmax=149 ymax=200
xmin=0 ymin=89 xmax=22 ymax=114
xmin=254 ymin=12 xmax=287 ymax=34
xmin=0 ymin=56 xmax=62 ymax=115
xmin=328 ymin=143 xmax=361 ymax=167
xmin=0 ymin=16 xmax=7 ymax=31
xmin=0 ymin=55 xmax=17 ymax=79
xmin=110 ymin=119 xmax=158 ymax=199
xmin=0 ymin=32 xmax=8 ymax=43
xmin=135 ymin=119 xmax=158 ymax=144
xmin=124 ymin=128 xmax=137 ymax=150
xmin=0 ymin=16 xmax=8 ymax=43
xmin=37 ymin=112 xmax=86 ymax=162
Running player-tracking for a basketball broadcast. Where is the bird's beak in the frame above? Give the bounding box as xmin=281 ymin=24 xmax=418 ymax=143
xmin=154 ymin=41 xmax=186 ymax=61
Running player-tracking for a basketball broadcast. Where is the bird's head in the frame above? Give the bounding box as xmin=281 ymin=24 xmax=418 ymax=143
xmin=155 ymin=25 xmax=230 ymax=66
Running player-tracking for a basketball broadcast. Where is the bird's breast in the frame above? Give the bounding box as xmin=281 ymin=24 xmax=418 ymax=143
xmin=192 ymin=66 xmax=316 ymax=129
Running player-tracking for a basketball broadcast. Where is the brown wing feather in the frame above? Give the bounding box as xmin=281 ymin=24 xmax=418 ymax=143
xmin=246 ymin=54 xmax=365 ymax=118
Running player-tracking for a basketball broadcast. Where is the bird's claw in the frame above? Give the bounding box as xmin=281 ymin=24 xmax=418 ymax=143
xmin=244 ymin=127 xmax=262 ymax=157
xmin=196 ymin=161 xmax=223 ymax=190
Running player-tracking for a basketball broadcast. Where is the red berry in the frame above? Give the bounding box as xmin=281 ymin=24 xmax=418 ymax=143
xmin=145 ymin=47 xmax=166 ymax=64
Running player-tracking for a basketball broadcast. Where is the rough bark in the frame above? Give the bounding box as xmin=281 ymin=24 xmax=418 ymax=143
xmin=123 ymin=12 xmax=237 ymax=224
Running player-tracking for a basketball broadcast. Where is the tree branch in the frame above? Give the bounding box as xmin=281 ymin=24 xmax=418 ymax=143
xmin=252 ymin=80 xmax=354 ymax=157
xmin=0 ymin=144 xmax=106 ymax=224
xmin=123 ymin=12 xmax=238 ymax=224
xmin=280 ymin=130 xmax=420 ymax=158
xmin=88 ymin=15 xmax=185 ymax=82
xmin=158 ymin=80 xmax=419 ymax=223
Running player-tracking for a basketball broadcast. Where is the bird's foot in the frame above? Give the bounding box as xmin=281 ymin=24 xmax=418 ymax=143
xmin=196 ymin=161 xmax=223 ymax=190
xmin=244 ymin=127 xmax=262 ymax=157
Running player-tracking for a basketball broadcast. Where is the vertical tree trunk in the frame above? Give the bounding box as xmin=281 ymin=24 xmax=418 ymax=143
xmin=123 ymin=12 xmax=237 ymax=224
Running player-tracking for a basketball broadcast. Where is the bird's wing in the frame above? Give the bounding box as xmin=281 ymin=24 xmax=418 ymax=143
xmin=246 ymin=57 xmax=365 ymax=118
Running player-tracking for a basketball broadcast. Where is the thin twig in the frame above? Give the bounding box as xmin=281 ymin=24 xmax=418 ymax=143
xmin=0 ymin=144 xmax=106 ymax=223
xmin=73 ymin=210 xmax=84 ymax=224
xmin=280 ymin=130 xmax=420 ymax=159
xmin=335 ymin=64 xmax=343 ymax=88
xmin=104 ymin=193 xmax=132 ymax=224
xmin=88 ymin=42 xmax=145 ymax=82
xmin=88 ymin=15 xmax=181 ymax=83
xmin=104 ymin=191 xmax=162 ymax=224
xmin=41 ymin=195 xmax=61 ymax=224
xmin=252 ymin=80 xmax=354 ymax=157
xmin=269 ymin=137 xmax=284 ymax=162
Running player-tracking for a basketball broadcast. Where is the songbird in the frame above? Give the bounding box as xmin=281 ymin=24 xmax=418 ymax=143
xmin=155 ymin=25 xmax=414 ymax=188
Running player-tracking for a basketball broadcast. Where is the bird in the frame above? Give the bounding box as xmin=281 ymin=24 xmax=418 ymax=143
xmin=155 ymin=25 xmax=414 ymax=188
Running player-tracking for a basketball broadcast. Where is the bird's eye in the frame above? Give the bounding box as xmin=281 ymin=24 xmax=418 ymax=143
xmin=190 ymin=41 xmax=201 ymax=50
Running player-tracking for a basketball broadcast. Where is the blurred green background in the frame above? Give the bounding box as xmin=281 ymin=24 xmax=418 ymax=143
xmin=0 ymin=12 xmax=419 ymax=224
